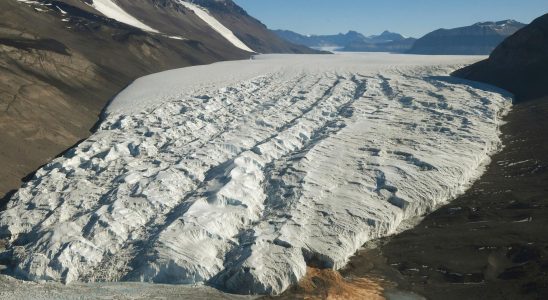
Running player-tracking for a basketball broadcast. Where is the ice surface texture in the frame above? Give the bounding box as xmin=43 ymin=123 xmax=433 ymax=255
xmin=0 ymin=54 xmax=511 ymax=294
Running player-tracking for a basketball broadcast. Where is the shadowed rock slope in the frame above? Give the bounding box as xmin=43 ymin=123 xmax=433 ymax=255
xmin=409 ymin=20 xmax=525 ymax=55
xmin=453 ymin=13 xmax=548 ymax=102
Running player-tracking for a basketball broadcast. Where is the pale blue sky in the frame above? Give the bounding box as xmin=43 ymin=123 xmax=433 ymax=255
xmin=234 ymin=0 xmax=548 ymax=37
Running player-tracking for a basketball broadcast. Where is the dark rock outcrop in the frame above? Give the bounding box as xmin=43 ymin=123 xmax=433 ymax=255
xmin=453 ymin=14 xmax=548 ymax=102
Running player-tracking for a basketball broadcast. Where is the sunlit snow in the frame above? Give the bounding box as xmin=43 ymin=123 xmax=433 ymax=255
xmin=0 ymin=53 xmax=511 ymax=295
xmin=90 ymin=0 xmax=159 ymax=33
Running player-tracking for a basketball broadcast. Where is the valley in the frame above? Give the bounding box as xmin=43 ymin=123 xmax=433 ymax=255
xmin=0 ymin=53 xmax=511 ymax=296
xmin=1 ymin=1 xmax=546 ymax=299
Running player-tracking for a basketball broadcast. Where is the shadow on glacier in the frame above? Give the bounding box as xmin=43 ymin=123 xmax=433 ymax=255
xmin=430 ymin=75 xmax=514 ymax=99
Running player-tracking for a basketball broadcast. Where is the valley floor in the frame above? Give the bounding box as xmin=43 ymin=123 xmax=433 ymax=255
xmin=0 ymin=275 xmax=254 ymax=300
xmin=0 ymin=53 xmax=516 ymax=297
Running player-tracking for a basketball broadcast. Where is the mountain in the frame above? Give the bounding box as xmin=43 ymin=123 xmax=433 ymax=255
xmin=453 ymin=14 xmax=548 ymax=102
xmin=0 ymin=54 xmax=510 ymax=295
xmin=188 ymin=0 xmax=316 ymax=53
xmin=273 ymin=30 xmax=366 ymax=50
xmin=367 ymin=30 xmax=408 ymax=43
xmin=273 ymin=29 xmax=414 ymax=52
xmin=408 ymin=20 xmax=526 ymax=55
xmin=0 ymin=0 xmax=318 ymax=197
xmin=341 ymin=37 xmax=417 ymax=52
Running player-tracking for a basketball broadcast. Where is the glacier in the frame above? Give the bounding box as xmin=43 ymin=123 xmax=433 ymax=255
xmin=0 ymin=53 xmax=511 ymax=295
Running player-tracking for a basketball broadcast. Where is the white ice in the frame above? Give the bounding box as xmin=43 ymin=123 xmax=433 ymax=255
xmin=178 ymin=0 xmax=254 ymax=52
xmin=90 ymin=0 xmax=159 ymax=33
xmin=0 ymin=53 xmax=511 ymax=295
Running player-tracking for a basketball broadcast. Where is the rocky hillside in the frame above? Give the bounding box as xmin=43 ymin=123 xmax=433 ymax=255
xmin=190 ymin=0 xmax=315 ymax=53
xmin=0 ymin=0 xmax=317 ymax=198
xmin=453 ymin=14 xmax=548 ymax=102
xmin=409 ymin=20 xmax=525 ymax=55
xmin=273 ymin=29 xmax=415 ymax=52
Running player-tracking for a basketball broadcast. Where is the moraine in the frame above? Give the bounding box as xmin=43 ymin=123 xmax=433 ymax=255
xmin=0 ymin=53 xmax=511 ymax=295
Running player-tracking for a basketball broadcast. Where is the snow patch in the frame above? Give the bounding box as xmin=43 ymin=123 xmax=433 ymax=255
xmin=178 ymin=0 xmax=254 ymax=52
xmin=90 ymin=0 xmax=159 ymax=33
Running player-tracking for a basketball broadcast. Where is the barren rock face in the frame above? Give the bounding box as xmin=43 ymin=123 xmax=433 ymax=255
xmin=0 ymin=42 xmax=104 ymax=195
xmin=453 ymin=13 xmax=548 ymax=102
xmin=0 ymin=54 xmax=511 ymax=295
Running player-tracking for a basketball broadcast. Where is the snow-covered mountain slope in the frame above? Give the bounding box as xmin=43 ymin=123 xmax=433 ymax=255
xmin=0 ymin=54 xmax=511 ymax=295
xmin=178 ymin=0 xmax=253 ymax=52
xmin=89 ymin=0 xmax=159 ymax=33
xmin=86 ymin=0 xmax=253 ymax=51
xmin=79 ymin=0 xmax=308 ymax=54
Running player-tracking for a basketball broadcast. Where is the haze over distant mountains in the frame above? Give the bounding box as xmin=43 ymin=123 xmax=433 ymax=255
xmin=273 ymin=29 xmax=416 ymax=52
xmin=274 ymin=19 xmax=526 ymax=54
xmin=0 ymin=0 xmax=317 ymax=196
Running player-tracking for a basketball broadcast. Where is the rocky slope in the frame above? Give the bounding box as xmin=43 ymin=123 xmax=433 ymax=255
xmin=453 ymin=14 xmax=548 ymax=102
xmin=273 ymin=29 xmax=415 ymax=52
xmin=409 ymin=20 xmax=525 ymax=55
xmin=0 ymin=0 xmax=317 ymax=198
xmin=273 ymin=30 xmax=366 ymax=49
xmin=189 ymin=0 xmax=315 ymax=54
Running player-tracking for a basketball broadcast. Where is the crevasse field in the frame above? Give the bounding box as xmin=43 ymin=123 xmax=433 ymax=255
xmin=0 ymin=54 xmax=511 ymax=295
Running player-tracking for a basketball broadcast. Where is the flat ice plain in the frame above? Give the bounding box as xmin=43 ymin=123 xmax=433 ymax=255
xmin=0 ymin=53 xmax=512 ymax=295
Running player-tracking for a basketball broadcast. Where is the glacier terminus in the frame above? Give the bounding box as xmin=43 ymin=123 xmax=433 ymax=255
xmin=0 ymin=53 xmax=511 ymax=295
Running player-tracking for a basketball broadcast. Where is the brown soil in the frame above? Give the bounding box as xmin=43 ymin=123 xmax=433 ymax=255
xmin=267 ymin=267 xmax=385 ymax=300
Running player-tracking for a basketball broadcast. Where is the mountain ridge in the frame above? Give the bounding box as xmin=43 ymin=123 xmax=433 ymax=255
xmin=408 ymin=19 xmax=526 ymax=55
xmin=0 ymin=0 xmax=318 ymax=196
xmin=273 ymin=29 xmax=414 ymax=52
xmin=453 ymin=14 xmax=548 ymax=102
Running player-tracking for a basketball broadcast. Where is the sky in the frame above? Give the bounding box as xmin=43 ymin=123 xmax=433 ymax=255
xmin=233 ymin=0 xmax=548 ymax=37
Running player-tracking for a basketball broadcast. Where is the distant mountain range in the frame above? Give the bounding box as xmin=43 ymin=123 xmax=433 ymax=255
xmin=273 ymin=30 xmax=416 ymax=52
xmin=274 ymin=19 xmax=525 ymax=55
xmin=409 ymin=20 xmax=526 ymax=55
xmin=454 ymin=14 xmax=548 ymax=102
